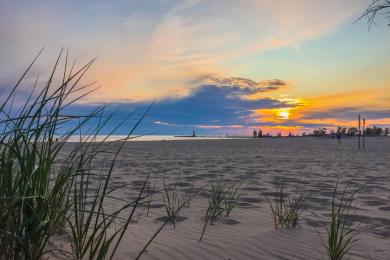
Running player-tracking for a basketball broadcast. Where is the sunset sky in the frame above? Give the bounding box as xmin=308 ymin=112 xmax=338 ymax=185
xmin=1 ymin=0 xmax=390 ymax=135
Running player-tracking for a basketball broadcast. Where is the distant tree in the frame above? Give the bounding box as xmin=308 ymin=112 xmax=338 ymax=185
xmin=288 ymin=132 xmax=292 ymax=137
xmin=253 ymin=130 xmax=257 ymax=138
xmin=277 ymin=132 xmax=282 ymax=137
xmin=257 ymin=129 xmax=263 ymax=138
xmin=385 ymin=128 xmax=390 ymax=136
xmin=312 ymin=128 xmax=327 ymax=136
xmin=373 ymin=126 xmax=378 ymax=135
xmin=359 ymin=0 xmax=390 ymax=28
xmin=341 ymin=127 xmax=347 ymax=135
xmin=373 ymin=126 xmax=384 ymax=136
xmin=365 ymin=127 xmax=373 ymax=136
xmin=365 ymin=126 xmax=384 ymax=136
xmin=347 ymin=127 xmax=358 ymax=136
xmin=302 ymin=132 xmax=306 ymax=136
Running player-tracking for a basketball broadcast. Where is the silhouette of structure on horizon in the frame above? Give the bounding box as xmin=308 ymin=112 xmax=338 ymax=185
xmin=337 ymin=127 xmax=341 ymax=145
xmin=363 ymin=118 xmax=366 ymax=149
xmin=358 ymin=115 xmax=361 ymax=149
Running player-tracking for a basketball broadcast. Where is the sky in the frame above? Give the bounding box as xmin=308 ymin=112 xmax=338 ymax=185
xmin=1 ymin=0 xmax=390 ymax=136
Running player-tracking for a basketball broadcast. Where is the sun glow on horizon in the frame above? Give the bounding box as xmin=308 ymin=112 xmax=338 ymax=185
xmin=277 ymin=109 xmax=290 ymax=120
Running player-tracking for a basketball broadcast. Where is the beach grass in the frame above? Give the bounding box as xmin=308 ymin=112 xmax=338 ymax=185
xmin=266 ymin=184 xmax=305 ymax=228
xmin=162 ymin=176 xmax=188 ymax=227
xmin=323 ymin=178 xmax=360 ymax=260
xmin=206 ymin=177 xmax=226 ymax=224
xmin=199 ymin=177 xmax=241 ymax=241
xmin=0 ymin=49 xmax=93 ymax=259
xmin=145 ymin=179 xmax=156 ymax=217
xmin=0 ymin=50 xmax=152 ymax=259
xmin=223 ymin=181 xmax=241 ymax=217
xmin=137 ymin=182 xmax=195 ymax=259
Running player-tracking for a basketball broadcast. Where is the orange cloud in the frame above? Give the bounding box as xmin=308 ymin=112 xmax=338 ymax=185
xmin=305 ymin=88 xmax=390 ymax=111
xmin=253 ymin=96 xmax=308 ymax=123
xmin=250 ymin=87 xmax=390 ymax=134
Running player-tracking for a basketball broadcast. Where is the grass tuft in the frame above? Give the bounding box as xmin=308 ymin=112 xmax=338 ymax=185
xmin=136 ymin=181 xmax=196 ymax=259
xmin=145 ymin=178 xmax=156 ymax=217
xmin=323 ymin=178 xmax=360 ymax=260
xmin=224 ymin=181 xmax=241 ymax=217
xmin=199 ymin=177 xmax=241 ymax=241
xmin=162 ymin=176 xmax=189 ymax=227
xmin=266 ymin=184 xmax=305 ymax=228
xmin=0 ymin=50 xmax=153 ymax=259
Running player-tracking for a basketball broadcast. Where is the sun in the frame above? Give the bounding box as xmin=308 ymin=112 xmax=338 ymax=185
xmin=277 ymin=109 xmax=290 ymax=120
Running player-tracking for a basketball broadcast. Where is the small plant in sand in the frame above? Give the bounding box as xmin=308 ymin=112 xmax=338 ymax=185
xmin=207 ymin=177 xmax=226 ymax=222
xmin=145 ymin=179 xmax=156 ymax=217
xmin=137 ymin=184 xmax=196 ymax=259
xmin=322 ymin=178 xmax=360 ymax=260
xmin=162 ymin=177 xmax=188 ymax=227
xmin=199 ymin=178 xmax=241 ymax=241
xmin=181 ymin=188 xmax=192 ymax=208
xmin=223 ymin=182 xmax=241 ymax=217
xmin=266 ymin=184 xmax=305 ymax=228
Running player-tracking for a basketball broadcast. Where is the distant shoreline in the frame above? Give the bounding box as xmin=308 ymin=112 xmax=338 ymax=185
xmin=62 ymin=135 xmax=389 ymax=142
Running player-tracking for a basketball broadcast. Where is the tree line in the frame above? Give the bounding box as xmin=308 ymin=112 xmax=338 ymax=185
xmin=310 ymin=127 xmax=390 ymax=137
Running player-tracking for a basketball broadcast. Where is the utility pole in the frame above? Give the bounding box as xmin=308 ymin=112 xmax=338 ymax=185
xmin=363 ymin=118 xmax=366 ymax=149
xmin=358 ymin=115 xmax=361 ymax=149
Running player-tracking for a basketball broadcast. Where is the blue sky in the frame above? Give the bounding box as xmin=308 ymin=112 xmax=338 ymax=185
xmin=1 ymin=0 xmax=390 ymax=135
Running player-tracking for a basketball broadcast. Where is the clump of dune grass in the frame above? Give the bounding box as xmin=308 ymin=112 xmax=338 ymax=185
xmin=0 ymin=49 xmax=155 ymax=259
xmin=137 ymin=184 xmax=196 ymax=259
xmin=162 ymin=176 xmax=190 ymax=227
xmin=224 ymin=181 xmax=241 ymax=217
xmin=322 ymin=178 xmax=360 ymax=260
xmin=266 ymin=184 xmax=305 ymax=228
xmin=0 ymin=49 xmax=96 ymax=259
xmin=205 ymin=177 xmax=226 ymax=221
xmin=199 ymin=177 xmax=241 ymax=241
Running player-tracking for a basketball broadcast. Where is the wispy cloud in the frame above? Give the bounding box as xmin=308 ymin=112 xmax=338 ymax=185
xmin=194 ymin=124 xmax=244 ymax=129
xmin=207 ymin=77 xmax=287 ymax=90
xmin=0 ymin=0 xmax=369 ymax=102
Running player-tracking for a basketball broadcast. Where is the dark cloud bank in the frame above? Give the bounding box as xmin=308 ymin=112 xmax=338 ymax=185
xmin=64 ymin=77 xmax=291 ymax=135
xmin=3 ymin=75 xmax=389 ymax=135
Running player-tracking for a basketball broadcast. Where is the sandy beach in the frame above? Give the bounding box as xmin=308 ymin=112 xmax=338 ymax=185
xmin=56 ymin=137 xmax=390 ymax=259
